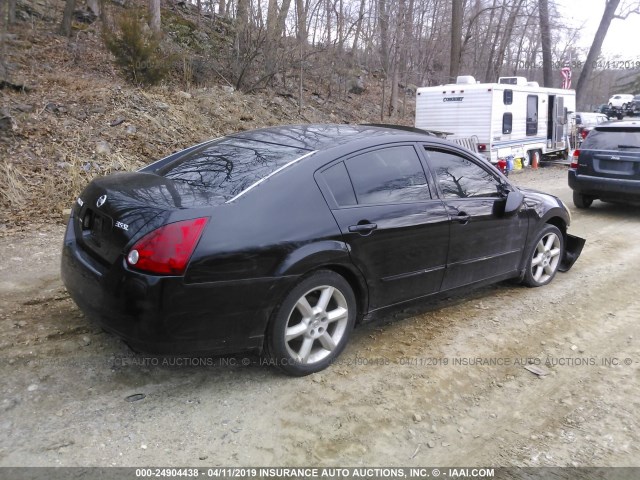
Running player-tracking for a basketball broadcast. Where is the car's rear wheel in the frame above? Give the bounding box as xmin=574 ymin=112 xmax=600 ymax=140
xmin=266 ymin=270 xmax=356 ymax=376
xmin=523 ymin=225 xmax=564 ymax=287
xmin=573 ymin=191 xmax=593 ymax=209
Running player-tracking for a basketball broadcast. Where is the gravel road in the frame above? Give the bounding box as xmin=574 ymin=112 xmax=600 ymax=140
xmin=1 ymin=165 xmax=639 ymax=467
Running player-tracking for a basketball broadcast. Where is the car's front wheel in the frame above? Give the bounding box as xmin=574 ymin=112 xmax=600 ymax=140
xmin=523 ymin=225 xmax=564 ymax=287
xmin=573 ymin=191 xmax=593 ymax=209
xmin=266 ymin=270 xmax=356 ymax=376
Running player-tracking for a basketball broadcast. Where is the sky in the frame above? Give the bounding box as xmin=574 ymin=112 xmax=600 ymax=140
xmin=556 ymin=0 xmax=640 ymax=59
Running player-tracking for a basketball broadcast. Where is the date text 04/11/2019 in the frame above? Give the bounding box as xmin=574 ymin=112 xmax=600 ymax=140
xmin=513 ymin=60 xmax=640 ymax=70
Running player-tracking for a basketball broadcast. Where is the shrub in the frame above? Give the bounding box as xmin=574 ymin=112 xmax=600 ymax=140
xmin=103 ymin=14 xmax=168 ymax=86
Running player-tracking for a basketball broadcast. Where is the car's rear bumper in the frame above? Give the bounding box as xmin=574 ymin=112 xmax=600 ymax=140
xmin=568 ymin=170 xmax=640 ymax=201
xmin=60 ymin=219 xmax=294 ymax=355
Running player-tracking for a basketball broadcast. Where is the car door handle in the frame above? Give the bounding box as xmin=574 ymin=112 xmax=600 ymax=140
xmin=348 ymin=222 xmax=378 ymax=234
xmin=452 ymin=213 xmax=470 ymax=224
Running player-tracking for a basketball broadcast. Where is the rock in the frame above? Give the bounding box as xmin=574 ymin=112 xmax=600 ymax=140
xmin=178 ymin=91 xmax=192 ymax=99
xmin=57 ymin=162 xmax=72 ymax=169
xmin=441 ymin=442 xmax=450 ymax=447
xmin=141 ymin=444 xmax=147 ymax=450
xmin=427 ymin=440 xmax=436 ymax=448
xmin=348 ymin=76 xmax=366 ymax=94
xmin=95 ymin=141 xmax=111 ymax=155
xmin=0 ymin=110 xmax=15 ymax=132
xmin=457 ymin=426 xmax=465 ymax=433
xmin=222 ymin=86 xmax=234 ymax=94
xmin=89 ymin=106 xmax=106 ymax=114
xmin=1 ymin=399 xmax=17 ymax=412
xmin=570 ymin=344 xmax=578 ymax=351
xmin=430 ymin=424 xmax=437 ymax=433
xmin=14 ymin=104 xmax=33 ymax=113
xmin=126 ymin=125 xmax=137 ymax=135
xmin=412 ymin=413 xmax=422 ymax=423
xmin=27 ymin=384 xmax=38 ymax=392
xmin=79 ymin=336 xmax=91 ymax=347
xmin=17 ymin=320 xmax=27 ymax=327
xmin=199 ymin=455 xmax=208 ymax=460
xmin=156 ymin=102 xmax=170 ymax=111
xmin=110 ymin=117 xmax=125 ymax=127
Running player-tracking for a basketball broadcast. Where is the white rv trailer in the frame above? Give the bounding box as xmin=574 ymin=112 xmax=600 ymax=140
xmin=415 ymin=76 xmax=576 ymax=165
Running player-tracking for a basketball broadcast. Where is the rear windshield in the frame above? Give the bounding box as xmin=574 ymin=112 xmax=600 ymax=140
xmin=157 ymin=137 xmax=310 ymax=202
xmin=582 ymin=128 xmax=640 ymax=150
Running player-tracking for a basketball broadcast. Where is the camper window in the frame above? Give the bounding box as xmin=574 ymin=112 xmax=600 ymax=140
xmin=503 ymin=89 xmax=513 ymax=105
xmin=503 ymin=113 xmax=513 ymax=134
xmin=526 ymin=95 xmax=538 ymax=136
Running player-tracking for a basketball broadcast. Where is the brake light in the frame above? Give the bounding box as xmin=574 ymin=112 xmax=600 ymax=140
xmin=580 ymin=129 xmax=589 ymax=139
xmin=570 ymin=150 xmax=580 ymax=169
xmin=477 ymin=144 xmax=487 ymax=152
xmin=126 ymin=217 xmax=208 ymax=275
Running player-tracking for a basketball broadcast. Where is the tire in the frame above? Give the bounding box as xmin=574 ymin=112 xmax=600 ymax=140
xmin=573 ymin=191 xmax=593 ymax=209
xmin=265 ymin=270 xmax=356 ymax=376
xmin=522 ymin=225 xmax=564 ymax=288
xmin=526 ymin=149 xmax=541 ymax=168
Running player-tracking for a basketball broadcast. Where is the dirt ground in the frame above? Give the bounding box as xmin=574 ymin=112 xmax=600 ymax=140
xmin=1 ymin=165 xmax=639 ymax=468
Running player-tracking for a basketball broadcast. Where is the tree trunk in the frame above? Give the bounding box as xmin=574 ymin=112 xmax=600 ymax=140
xmin=576 ymin=0 xmax=620 ymax=107
xmin=8 ymin=0 xmax=16 ymax=24
xmin=59 ymin=0 xmax=76 ymax=37
xmin=351 ymin=0 xmax=366 ymax=54
xmin=377 ymin=0 xmax=389 ymax=74
xmin=539 ymin=0 xmax=553 ymax=87
xmin=149 ymin=0 xmax=161 ymax=36
xmin=295 ymin=0 xmax=308 ymax=47
xmin=449 ymin=0 xmax=463 ymax=82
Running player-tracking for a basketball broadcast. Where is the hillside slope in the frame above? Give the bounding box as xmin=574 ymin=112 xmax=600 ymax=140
xmin=0 ymin=1 xmax=411 ymax=228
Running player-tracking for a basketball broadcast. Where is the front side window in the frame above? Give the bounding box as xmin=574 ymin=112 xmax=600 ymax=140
xmin=344 ymin=146 xmax=430 ymax=205
xmin=425 ymin=148 xmax=501 ymax=199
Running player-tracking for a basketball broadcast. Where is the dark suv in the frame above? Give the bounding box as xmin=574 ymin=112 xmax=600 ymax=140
xmin=568 ymin=120 xmax=640 ymax=208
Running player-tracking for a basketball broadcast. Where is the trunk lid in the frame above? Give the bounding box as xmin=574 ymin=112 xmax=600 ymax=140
xmin=73 ymin=172 xmax=177 ymax=264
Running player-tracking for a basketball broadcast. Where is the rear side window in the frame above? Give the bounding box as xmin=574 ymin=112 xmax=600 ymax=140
xmin=157 ymin=137 xmax=309 ymax=203
xmin=503 ymin=89 xmax=513 ymax=105
xmin=322 ymin=162 xmax=357 ymax=206
xmin=344 ymin=146 xmax=431 ymax=205
xmin=581 ymin=128 xmax=640 ymax=150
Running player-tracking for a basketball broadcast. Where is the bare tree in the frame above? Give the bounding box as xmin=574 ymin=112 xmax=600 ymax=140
xmin=539 ymin=0 xmax=552 ymax=86
xmin=149 ymin=0 xmax=161 ymax=35
xmin=449 ymin=0 xmax=463 ymax=82
xmin=59 ymin=0 xmax=76 ymax=36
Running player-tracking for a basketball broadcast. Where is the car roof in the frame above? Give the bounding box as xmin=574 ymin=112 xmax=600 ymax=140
xmin=226 ymin=124 xmax=435 ymax=151
xmin=597 ymin=120 xmax=640 ymax=128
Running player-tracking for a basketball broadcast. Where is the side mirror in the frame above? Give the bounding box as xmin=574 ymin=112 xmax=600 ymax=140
xmin=504 ymin=189 xmax=524 ymax=215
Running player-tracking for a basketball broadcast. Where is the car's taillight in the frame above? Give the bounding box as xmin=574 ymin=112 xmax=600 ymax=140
xmin=477 ymin=144 xmax=487 ymax=152
xmin=570 ymin=149 xmax=580 ymax=169
xmin=126 ymin=217 xmax=208 ymax=275
xmin=580 ymin=129 xmax=589 ymax=139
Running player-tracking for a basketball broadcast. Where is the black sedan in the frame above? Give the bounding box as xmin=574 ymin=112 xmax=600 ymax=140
xmin=62 ymin=124 xmax=585 ymax=376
